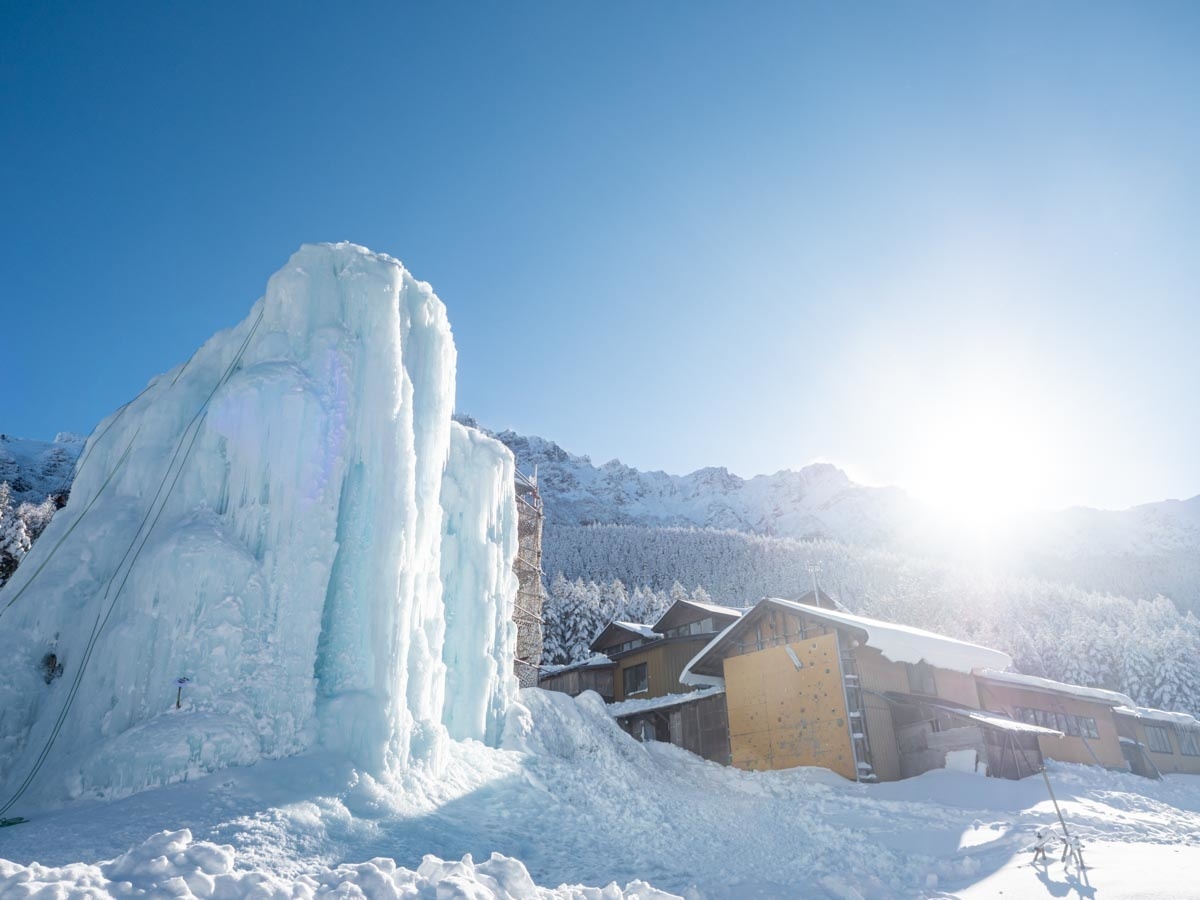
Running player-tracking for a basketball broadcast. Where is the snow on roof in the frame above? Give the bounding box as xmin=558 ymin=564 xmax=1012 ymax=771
xmin=768 ymin=599 xmax=1012 ymax=673
xmin=680 ymin=599 xmax=1010 ymax=687
xmin=976 ymin=670 xmax=1136 ymax=708
xmin=682 ymin=599 xmax=746 ymax=619
xmin=651 ymin=598 xmax=745 ymax=633
xmin=611 ymin=621 xmax=658 ymax=640
xmin=539 ymin=654 xmax=615 ymax=676
xmin=1113 ymin=706 xmax=1200 ymax=729
xmin=589 ymin=619 xmax=660 ymax=652
xmin=607 ymin=688 xmax=725 ymax=719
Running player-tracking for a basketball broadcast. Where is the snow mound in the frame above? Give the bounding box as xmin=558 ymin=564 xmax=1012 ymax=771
xmin=0 ymin=828 xmax=678 ymax=899
xmin=0 ymin=243 xmax=517 ymax=808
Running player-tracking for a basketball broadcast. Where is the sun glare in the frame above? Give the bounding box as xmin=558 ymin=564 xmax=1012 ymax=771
xmin=904 ymin=380 xmax=1059 ymax=527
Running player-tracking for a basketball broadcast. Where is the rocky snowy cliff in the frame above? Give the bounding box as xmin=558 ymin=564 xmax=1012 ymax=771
xmin=0 ymin=244 xmax=518 ymax=809
xmin=0 ymin=434 xmax=84 ymax=506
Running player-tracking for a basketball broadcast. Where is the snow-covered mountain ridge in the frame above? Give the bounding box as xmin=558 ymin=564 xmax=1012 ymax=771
xmin=457 ymin=417 xmax=918 ymax=544
xmin=455 ymin=417 xmax=1200 ymax=608
xmin=463 ymin=417 xmax=1199 ymax=549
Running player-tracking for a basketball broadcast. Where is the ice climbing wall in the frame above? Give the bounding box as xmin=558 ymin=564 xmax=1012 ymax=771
xmin=0 ymin=243 xmax=517 ymax=808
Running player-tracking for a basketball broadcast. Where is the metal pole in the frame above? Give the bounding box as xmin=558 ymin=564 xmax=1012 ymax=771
xmin=806 ymin=562 xmax=821 ymax=603
xmin=1041 ymin=766 xmax=1084 ymax=867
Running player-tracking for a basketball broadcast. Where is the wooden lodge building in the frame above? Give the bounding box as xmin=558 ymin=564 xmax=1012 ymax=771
xmin=539 ymin=597 xmax=742 ymax=762
xmin=681 ymin=594 xmax=1060 ymax=781
xmin=539 ymin=598 xmax=743 ymax=704
xmin=539 ymin=592 xmax=1200 ymax=784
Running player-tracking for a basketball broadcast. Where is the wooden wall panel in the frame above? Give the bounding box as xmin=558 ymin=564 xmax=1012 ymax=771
xmin=723 ymin=633 xmax=856 ymax=779
xmin=611 ymin=637 xmax=711 ymax=701
xmin=934 ymin=669 xmax=982 ymax=708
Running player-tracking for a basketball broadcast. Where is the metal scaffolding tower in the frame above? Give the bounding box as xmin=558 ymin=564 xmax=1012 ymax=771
xmin=513 ymin=466 xmax=545 ymax=687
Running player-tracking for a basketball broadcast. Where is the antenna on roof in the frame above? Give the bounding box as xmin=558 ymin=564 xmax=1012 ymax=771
xmin=805 ymin=561 xmax=822 ymax=604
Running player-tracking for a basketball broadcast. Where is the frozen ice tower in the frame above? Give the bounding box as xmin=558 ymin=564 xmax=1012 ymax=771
xmin=0 ymin=243 xmax=517 ymax=808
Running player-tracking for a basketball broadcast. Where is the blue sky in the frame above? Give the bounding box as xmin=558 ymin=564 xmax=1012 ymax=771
xmin=3 ymin=1 xmax=1197 ymax=510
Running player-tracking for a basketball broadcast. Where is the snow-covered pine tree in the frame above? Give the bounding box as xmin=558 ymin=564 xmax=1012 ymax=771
xmin=0 ymin=482 xmax=31 ymax=586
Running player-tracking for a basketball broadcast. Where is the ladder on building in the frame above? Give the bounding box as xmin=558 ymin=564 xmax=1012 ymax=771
xmin=839 ymin=647 xmax=877 ymax=782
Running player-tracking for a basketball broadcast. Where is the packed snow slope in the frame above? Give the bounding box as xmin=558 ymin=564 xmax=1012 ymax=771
xmin=0 ymin=243 xmax=518 ymax=811
xmin=3 ymin=689 xmax=1199 ymax=898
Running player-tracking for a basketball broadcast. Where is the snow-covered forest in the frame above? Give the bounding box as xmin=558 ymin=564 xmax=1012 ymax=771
xmin=543 ymin=523 xmax=1200 ymax=716
xmin=0 ymin=482 xmax=58 ymax=586
xmin=541 ymin=574 xmax=717 ymax=665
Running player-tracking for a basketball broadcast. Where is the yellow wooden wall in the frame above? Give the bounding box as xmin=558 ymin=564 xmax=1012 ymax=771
xmin=723 ymin=633 xmax=856 ymax=779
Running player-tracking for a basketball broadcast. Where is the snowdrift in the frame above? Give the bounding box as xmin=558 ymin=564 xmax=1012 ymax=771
xmin=0 ymin=243 xmax=518 ymax=808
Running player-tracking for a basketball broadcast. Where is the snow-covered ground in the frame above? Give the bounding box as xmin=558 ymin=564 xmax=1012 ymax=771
xmin=3 ymin=689 xmax=1199 ymax=899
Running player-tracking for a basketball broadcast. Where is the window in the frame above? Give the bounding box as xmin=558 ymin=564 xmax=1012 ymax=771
xmin=623 ymin=663 xmax=648 ymax=696
xmin=1014 ymin=708 xmax=1098 ymax=738
xmin=664 ymin=617 xmax=717 ymax=639
xmin=606 ymin=637 xmax=644 ymax=654
xmin=1177 ymin=728 xmax=1200 ymax=757
xmin=1145 ymin=724 xmax=1174 ymax=754
xmin=906 ymin=663 xmax=937 ymax=696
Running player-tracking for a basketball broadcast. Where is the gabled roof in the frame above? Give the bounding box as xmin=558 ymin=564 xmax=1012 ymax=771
xmin=651 ymin=597 xmax=744 ymax=634
xmin=589 ymin=620 xmax=659 ymax=653
xmin=682 ymin=598 xmax=1011 ymax=685
xmin=975 ymin=670 xmax=1135 ymax=709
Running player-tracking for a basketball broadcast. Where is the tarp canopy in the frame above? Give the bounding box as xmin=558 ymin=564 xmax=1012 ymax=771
xmin=883 ymin=691 xmax=1063 ymax=737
